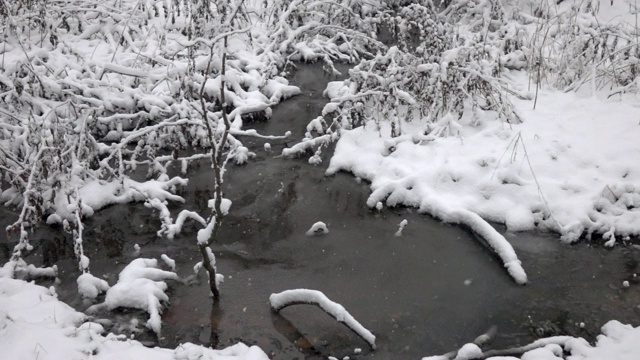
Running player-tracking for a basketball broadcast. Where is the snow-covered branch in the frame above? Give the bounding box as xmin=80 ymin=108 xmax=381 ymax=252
xmin=270 ymin=289 xmax=376 ymax=350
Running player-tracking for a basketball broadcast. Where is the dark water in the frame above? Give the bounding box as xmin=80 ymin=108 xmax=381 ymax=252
xmin=1 ymin=63 xmax=640 ymax=359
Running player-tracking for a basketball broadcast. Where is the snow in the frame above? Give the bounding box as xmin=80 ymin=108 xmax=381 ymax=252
xmin=455 ymin=343 xmax=482 ymax=359
xmin=77 ymin=272 xmax=110 ymax=300
xmin=2 ymin=0 xmax=640 ymax=358
xmin=395 ymin=219 xmax=408 ymax=237
xmin=197 ymin=222 xmax=216 ymax=245
xmin=0 ymin=259 xmax=57 ymax=280
xmin=0 ymin=277 xmax=269 ymax=360
xmin=174 ymin=342 xmax=269 ymax=360
xmin=47 ymin=177 xmax=189 ymax=223
xmin=306 ymin=221 xmax=329 ymax=236
xmin=161 ymin=254 xmax=176 ymax=271
xmin=422 ymin=320 xmax=640 ymax=360
xmin=322 ymin=69 xmax=640 ymax=284
xmin=269 ymin=289 xmax=376 ymax=349
xmin=88 ymin=258 xmax=179 ymax=334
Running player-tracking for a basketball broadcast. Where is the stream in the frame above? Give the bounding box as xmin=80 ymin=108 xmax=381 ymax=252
xmin=1 ymin=63 xmax=640 ymax=359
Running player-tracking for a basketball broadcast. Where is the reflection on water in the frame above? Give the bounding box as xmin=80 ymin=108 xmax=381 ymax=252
xmin=1 ymin=63 xmax=639 ymax=359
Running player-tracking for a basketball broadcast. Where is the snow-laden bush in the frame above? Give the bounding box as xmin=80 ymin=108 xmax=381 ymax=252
xmin=286 ymin=0 xmax=524 ymax=160
xmin=508 ymin=0 xmax=640 ymax=95
xmin=0 ymin=0 xmax=390 ymax=280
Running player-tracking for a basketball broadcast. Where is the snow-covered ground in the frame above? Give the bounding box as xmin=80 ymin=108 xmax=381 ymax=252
xmin=327 ymin=70 xmax=640 ymax=244
xmin=0 ymin=276 xmax=269 ymax=360
xmin=2 ymin=0 xmax=640 ymax=358
xmin=2 ymin=273 xmax=640 ymax=360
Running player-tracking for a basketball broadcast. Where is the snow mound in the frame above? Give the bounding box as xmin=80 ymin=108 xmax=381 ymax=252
xmin=567 ymin=320 xmax=640 ymax=360
xmin=395 ymin=219 xmax=408 ymax=237
xmin=306 ymin=221 xmax=329 ymax=236
xmin=77 ymin=272 xmax=110 ymax=300
xmin=89 ymin=258 xmax=179 ymax=334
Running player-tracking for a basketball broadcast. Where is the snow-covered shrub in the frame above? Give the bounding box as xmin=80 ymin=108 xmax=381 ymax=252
xmin=511 ymin=0 xmax=640 ymax=94
xmin=0 ymin=0 xmax=388 ymax=283
xmin=291 ymin=0 xmax=522 ymax=156
xmin=258 ymin=0 xmax=385 ymax=70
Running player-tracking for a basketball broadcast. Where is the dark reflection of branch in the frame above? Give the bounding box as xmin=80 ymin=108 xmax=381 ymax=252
xmin=209 ymin=300 xmax=223 ymax=349
xmin=270 ymin=310 xmax=323 ymax=358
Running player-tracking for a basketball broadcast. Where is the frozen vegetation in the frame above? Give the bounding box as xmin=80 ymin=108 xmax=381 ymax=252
xmin=1 ymin=0 xmax=640 ymax=358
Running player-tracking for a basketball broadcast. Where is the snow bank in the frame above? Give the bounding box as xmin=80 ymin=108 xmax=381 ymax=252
xmin=566 ymin=320 xmax=640 ymax=360
xmin=0 ymin=277 xmax=268 ymax=360
xmin=326 ymin=122 xmax=528 ymax=284
xmin=270 ymin=289 xmax=376 ymax=349
xmin=324 ymin=68 xmax=640 ymax=280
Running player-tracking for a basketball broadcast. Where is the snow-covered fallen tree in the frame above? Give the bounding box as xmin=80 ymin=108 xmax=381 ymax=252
xmin=270 ymin=288 xmax=376 ymax=350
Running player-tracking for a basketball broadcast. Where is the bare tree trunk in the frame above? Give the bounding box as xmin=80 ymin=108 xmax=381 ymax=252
xmin=210 ymin=299 xmax=223 ymax=348
xmin=196 ymin=36 xmax=232 ymax=302
xmin=199 ymin=244 xmax=220 ymax=300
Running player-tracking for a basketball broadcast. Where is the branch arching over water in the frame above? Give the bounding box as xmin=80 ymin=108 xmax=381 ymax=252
xmin=269 ymin=289 xmax=376 ymax=350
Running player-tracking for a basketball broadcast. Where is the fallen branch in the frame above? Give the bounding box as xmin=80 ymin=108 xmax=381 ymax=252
xmin=269 ymin=289 xmax=376 ymax=350
xmin=428 ymin=335 xmax=573 ymax=359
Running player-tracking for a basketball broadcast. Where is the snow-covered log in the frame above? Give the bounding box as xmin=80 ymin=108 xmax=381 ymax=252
xmin=431 ymin=206 xmax=528 ymax=285
xmin=269 ymin=289 xmax=376 ymax=350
